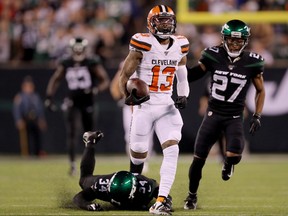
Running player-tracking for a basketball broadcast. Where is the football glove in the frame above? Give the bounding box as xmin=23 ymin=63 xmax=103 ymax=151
xmin=125 ymin=89 xmax=150 ymax=105
xmin=175 ymin=96 xmax=188 ymax=109
xmin=86 ymin=203 xmax=103 ymax=211
xmin=249 ymin=113 xmax=261 ymax=135
xmin=83 ymin=131 xmax=104 ymax=146
xmin=44 ymin=97 xmax=57 ymax=112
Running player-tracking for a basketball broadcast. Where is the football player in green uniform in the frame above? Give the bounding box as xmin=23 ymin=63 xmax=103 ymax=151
xmin=73 ymin=130 xmax=172 ymax=211
xmin=45 ymin=37 xmax=110 ymax=175
xmin=184 ymin=19 xmax=265 ymax=210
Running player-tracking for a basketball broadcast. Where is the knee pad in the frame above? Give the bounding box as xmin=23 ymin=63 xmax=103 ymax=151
xmin=226 ymin=156 xmax=242 ymax=165
xmin=166 ymin=130 xmax=182 ymax=143
xmin=130 ymin=141 xmax=149 ymax=153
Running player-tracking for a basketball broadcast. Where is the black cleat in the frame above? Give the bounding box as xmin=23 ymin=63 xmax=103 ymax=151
xmin=83 ymin=131 xmax=104 ymax=147
xmin=222 ymin=163 xmax=234 ymax=181
xmin=184 ymin=193 xmax=197 ymax=210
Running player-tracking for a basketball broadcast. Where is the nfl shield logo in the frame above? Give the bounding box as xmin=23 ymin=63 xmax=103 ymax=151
xmin=228 ymin=65 xmax=234 ymax=70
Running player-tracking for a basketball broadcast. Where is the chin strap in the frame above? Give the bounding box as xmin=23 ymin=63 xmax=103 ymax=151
xmin=223 ymin=41 xmax=248 ymax=58
xmin=154 ymin=34 xmax=170 ymax=41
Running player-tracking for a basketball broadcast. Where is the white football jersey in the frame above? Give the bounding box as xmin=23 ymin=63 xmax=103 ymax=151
xmin=129 ymin=33 xmax=189 ymax=105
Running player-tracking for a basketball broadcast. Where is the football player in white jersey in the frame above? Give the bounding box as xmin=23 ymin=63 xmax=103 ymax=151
xmin=110 ymin=61 xmax=155 ymax=173
xmin=119 ymin=5 xmax=190 ymax=215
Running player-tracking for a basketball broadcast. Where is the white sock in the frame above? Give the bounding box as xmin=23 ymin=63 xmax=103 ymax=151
xmin=158 ymin=145 xmax=179 ymax=197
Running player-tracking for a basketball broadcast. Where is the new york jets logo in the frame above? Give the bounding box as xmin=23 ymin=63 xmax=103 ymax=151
xmin=246 ymin=68 xmax=288 ymax=116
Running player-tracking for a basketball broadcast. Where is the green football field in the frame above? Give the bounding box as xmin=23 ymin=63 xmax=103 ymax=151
xmin=0 ymin=153 xmax=287 ymax=216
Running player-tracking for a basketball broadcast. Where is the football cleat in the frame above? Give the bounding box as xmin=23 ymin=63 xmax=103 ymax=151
xmin=83 ymin=131 xmax=104 ymax=147
xmin=222 ymin=163 xmax=234 ymax=181
xmin=184 ymin=193 xmax=197 ymax=210
xmin=149 ymin=197 xmax=172 ymax=215
xmin=69 ymin=165 xmax=77 ymax=177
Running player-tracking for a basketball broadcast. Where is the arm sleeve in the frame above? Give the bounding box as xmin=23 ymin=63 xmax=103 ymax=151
xmin=176 ymin=65 xmax=190 ymax=97
xmin=73 ymin=187 xmax=98 ymax=210
xmin=73 ymin=191 xmax=91 ymax=210
xmin=187 ymin=64 xmax=207 ymax=82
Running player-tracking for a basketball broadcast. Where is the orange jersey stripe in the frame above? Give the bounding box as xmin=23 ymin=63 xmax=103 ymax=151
xmin=181 ymin=44 xmax=189 ymax=53
xmin=130 ymin=38 xmax=152 ymax=51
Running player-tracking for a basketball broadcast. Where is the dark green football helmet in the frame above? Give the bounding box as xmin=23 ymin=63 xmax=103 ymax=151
xmin=69 ymin=37 xmax=88 ymax=61
xmin=221 ymin=19 xmax=250 ymax=57
xmin=108 ymin=171 xmax=137 ymax=202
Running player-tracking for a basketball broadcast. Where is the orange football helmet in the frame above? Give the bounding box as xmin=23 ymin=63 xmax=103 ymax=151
xmin=147 ymin=5 xmax=176 ymax=39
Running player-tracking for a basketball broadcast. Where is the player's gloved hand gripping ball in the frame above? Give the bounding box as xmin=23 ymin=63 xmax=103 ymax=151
xmin=125 ymin=78 xmax=150 ymax=105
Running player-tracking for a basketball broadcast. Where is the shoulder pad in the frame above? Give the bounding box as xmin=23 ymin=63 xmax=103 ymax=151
xmin=172 ymin=35 xmax=189 ymax=44
xmin=172 ymin=35 xmax=189 ymax=54
xmin=60 ymin=57 xmax=72 ymax=66
xmin=201 ymin=46 xmax=221 ymax=63
xmin=242 ymin=51 xmax=265 ymax=69
xmin=89 ymin=55 xmax=102 ymax=64
xmin=129 ymin=33 xmax=152 ymax=52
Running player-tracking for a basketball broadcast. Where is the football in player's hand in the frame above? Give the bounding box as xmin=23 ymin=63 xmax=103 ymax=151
xmin=126 ymin=78 xmax=149 ymax=98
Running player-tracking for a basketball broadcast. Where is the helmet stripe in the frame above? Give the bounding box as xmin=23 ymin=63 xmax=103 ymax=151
xmin=164 ymin=5 xmax=169 ymax=12
xmin=158 ymin=5 xmax=168 ymax=13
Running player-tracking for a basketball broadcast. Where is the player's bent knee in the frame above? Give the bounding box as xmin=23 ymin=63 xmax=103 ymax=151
xmin=79 ymin=178 xmax=84 ymax=188
xmin=162 ymin=140 xmax=178 ymax=149
xmin=130 ymin=141 xmax=148 ymax=153
xmin=160 ymin=131 xmax=181 ymax=149
xmin=168 ymin=130 xmax=182 ymax=141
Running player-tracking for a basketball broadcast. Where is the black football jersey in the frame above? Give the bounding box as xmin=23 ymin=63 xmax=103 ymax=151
xmin=200 ymin=46 xmax=264 ymax=115
xmin=60 ymin=56 xmax=101 ymax=102
xmin=82 ymin=173 xmax=158 ymax=210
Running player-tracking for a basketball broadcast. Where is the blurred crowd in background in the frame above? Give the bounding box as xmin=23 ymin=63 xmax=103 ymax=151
xmin=0 ymin=0 xmax=287 ymax=157
xmin=0 ymin=0 xmax=287 ymax=70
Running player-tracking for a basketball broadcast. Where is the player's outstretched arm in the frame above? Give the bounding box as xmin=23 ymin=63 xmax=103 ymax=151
xmin=73 ymin=191 xmax=103 ymax=211
xmin=249 ymin=73 xmax=265 ymax=135
xmin=187 ymin=63 xmax=207 ymax=82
